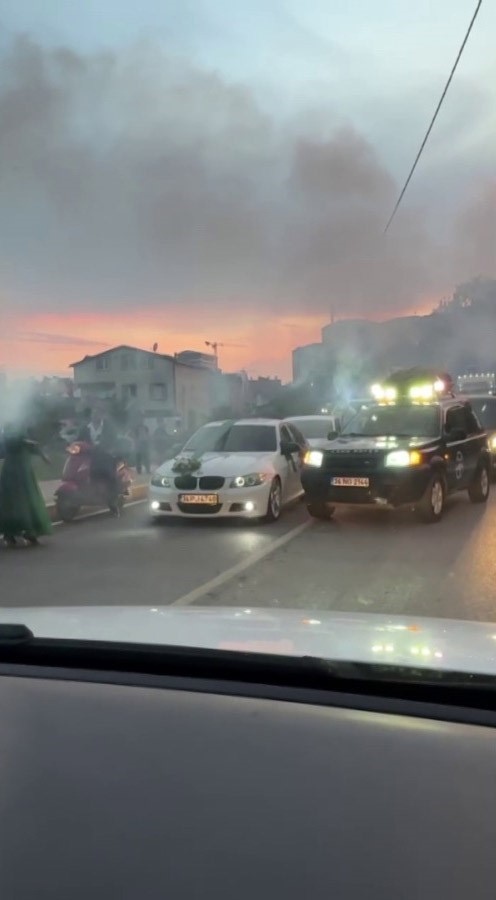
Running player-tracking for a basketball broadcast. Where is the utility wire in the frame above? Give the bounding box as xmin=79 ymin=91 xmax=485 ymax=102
xmin=384 ymin=0 xmax=483 ymax=233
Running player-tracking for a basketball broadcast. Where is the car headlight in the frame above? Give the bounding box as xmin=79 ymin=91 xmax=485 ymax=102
xmin=490 ymin=434 xmax=496 ymax=450
xmin=303 ymin=450 xmax=323 ymax=468
xmin=385 ymin=450 xmax=422 ymax=467
xmin=230 ymin=473 xmax=267 ymax=488
xmin=151 ymin=475 xmax=172 ymax=487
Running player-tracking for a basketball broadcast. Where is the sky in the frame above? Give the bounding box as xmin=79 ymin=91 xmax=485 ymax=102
xmin=0 ymin=0 xmax=494 ymax=380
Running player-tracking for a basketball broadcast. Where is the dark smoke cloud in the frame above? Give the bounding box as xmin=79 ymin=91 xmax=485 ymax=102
xmin=0 ymin=35 xmax=493 ymax=319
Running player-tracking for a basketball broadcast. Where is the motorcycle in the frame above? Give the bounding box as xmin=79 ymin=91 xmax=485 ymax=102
xmin=55 ymin=441 xmax=133 ymax=522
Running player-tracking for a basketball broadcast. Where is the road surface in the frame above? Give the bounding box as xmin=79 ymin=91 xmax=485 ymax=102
xmin=2 ymin=493 xmax=496 ymax=621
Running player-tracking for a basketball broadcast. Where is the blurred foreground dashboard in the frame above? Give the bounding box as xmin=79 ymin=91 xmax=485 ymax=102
xmin=0 ymin=642 xmax=495 ymax=900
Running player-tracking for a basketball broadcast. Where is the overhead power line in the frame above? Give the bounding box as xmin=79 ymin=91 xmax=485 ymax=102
xmin=384 ymin=0 xmax=483 ymax=233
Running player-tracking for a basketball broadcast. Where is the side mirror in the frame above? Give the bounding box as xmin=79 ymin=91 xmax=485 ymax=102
xmin=280 ymin=440 xmax=300 ymax=457
xmin=327 ymin=430 xmax=339 ymax=441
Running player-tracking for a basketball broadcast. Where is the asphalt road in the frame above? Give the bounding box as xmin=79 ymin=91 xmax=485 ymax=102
xmin=2 ymin=492 xmax=496 ymax=621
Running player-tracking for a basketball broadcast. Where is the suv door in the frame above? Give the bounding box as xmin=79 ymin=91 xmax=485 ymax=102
xmin=444 ymin=404 xmax=481 ymax=490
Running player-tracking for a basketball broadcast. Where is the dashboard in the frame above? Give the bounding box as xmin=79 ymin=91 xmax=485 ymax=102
xmin=0 ymin=665 xmax=495 ymax=899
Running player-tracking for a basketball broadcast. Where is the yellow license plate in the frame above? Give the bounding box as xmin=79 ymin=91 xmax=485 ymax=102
xmin=179 ymin=493 xmax=219 ymax=505
xmin=331 ymin=477 xmax=370 ymax=487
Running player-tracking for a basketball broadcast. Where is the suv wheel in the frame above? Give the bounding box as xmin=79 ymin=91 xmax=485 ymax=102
xmin=416 ymin=474 xmax=445 ymax=523
xmin=468 ymin=463 xmax=490 ymax=504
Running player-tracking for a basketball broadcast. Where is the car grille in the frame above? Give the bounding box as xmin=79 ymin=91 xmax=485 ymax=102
xmin=174 ymin=475 xmax=226 ymax=490
xmin=199 ymin=476 xmax=225 ymax=490
xmin=174 ymin=475 xmax=198 ymax=490
xmin=322 ymin=451 xmax=382 ymax=473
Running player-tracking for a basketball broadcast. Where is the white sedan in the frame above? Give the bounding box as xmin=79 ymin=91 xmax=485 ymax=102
xmin=149 ymin=419 xmax=306 ymax=522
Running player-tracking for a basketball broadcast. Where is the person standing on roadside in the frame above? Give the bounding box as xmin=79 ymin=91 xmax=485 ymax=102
xmin=134 ymin=421 xmax=151 ymax=475
xmin=78 ymin=408 xmax=120 ymax=513
xmin=0 ymin=424 xmax=53 ymax=547
xmin=152 ymin=417 xmax=169 ymax=465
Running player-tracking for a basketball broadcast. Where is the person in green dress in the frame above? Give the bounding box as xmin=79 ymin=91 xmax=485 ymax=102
xmin=0 ymin=425 xmax=53 ymax=547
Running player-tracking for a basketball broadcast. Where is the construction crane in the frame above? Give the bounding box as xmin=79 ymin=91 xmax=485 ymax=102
xmin=205 ymin=340 xmax=246 ymax=366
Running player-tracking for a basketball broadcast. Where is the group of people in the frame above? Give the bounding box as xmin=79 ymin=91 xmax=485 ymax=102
xmin=0 ymin=409 xmax=179 ymax=548
xmin=118 ymin=417 xmax=177 ymax=474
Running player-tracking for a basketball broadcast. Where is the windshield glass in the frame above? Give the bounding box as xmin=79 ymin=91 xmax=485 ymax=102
xmin=469 ymin=399 xmax=496 ymax=429
xmin=341 ymin=405 xmax=441 ymax=438
xmin=291 ymin=419 xmax=331 ymax=439
xmin=184 ymin=424 xmax=277 ymax=453
xmin=182 ymin=423 xmax=233 ymax=455
xmin=1 ymin=0 xmax=495 ymax=682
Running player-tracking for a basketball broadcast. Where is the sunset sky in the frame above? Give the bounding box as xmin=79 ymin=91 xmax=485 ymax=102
xmin=0 ymin=1 xmax=494 ymax=381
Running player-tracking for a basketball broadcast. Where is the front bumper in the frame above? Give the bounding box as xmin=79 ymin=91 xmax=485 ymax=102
xmin=301 ymin=464 xmax=432 ymax=509
xmin=148 ymin=482 xmax=271 ymax=518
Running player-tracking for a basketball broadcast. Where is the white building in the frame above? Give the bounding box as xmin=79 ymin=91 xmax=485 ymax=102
xmin=71 ymin=345 xmax=214 ymax=430
xmin=292 ymin=343 xmax=325 ymax=384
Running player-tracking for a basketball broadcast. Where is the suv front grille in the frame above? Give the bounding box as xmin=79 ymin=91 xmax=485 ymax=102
xmin=323 ymin=451 xmax=382 ymax=473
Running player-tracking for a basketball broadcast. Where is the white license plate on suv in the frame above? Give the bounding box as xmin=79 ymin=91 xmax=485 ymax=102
xmin=331 ymin=477 xmax=370 ymax=488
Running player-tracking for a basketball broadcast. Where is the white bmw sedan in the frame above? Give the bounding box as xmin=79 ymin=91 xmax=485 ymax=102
xmin=149 ymin=419 xmax=306 ymax=522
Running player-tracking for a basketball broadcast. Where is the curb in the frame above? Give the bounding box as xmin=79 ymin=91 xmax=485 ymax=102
xmin=46 ymin=482 xmax=149 ymax=522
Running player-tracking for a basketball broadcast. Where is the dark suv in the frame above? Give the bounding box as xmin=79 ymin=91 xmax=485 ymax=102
xmin=301 ymin=396 xmax=491 ymax=523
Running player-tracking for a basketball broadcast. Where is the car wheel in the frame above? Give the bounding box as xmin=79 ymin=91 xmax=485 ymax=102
xmin=415 ymin=474 xmax=445 ymax=523
xmin=468 ymin=463 xmax=490 ymax=504
xmin=264 ymin=478 xmax=282 ymax=522
xmin=307 ymin=501 xmax=335 ymax=520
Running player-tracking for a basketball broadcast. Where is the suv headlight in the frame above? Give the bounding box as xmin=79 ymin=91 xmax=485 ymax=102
xmin=230 ymin=473 xmax=267 ymax=488
xmin=385 ymin=450 xmax=422 ymax=467
xmin=489 ymin=434 xmax=496 ymax=450
xmin=151 ymin=475 xmax=172 ymax=487
xmin=303 ymin=450 xmax=323 ymax=468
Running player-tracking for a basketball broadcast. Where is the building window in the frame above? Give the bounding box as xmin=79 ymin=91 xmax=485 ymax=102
xmin=121 ymin=352 xmax=136 ymax=371
xmin=96 ymin=356 xmax=110 ymax=371
xmin=123 ymin=384 xmax=138 ymax=400
xmin=149 ymin=383 xmax=168 ymax=401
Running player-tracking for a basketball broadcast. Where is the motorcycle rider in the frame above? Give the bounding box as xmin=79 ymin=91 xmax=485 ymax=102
xmin=78 ymin=408 xmax=120 ymax=514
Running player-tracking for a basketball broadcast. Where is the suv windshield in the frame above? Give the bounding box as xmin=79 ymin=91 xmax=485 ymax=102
xmin=469 ymin=398 xmax=496 ymax=430
xmin=183 ymin=424 xmax=277 ymax=454
xmin=341 ymin=404 xmax=442 ymax=438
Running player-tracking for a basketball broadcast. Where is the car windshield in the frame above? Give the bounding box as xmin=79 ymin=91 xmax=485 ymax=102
xmin=469 ymin=399 xmax=496 ymax=430
xmin=1 ymin=0 xmax=495 ymax=685
xmin=291 ymin=419 xmax=331 ymax=439
xmin=183 ymin=424 xmax=277 ymax=454
xmin=341 ymin=405 xmax=441 ymax=438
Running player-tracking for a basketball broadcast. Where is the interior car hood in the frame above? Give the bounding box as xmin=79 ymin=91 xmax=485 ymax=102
xmin=1 ymin=606 xmax=495 ymax=676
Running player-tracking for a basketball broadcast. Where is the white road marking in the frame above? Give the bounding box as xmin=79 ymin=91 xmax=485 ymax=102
xmin=171 ymin=519 xmax=313 ymax=607
xmin=52 ymin=499 xmax=147 ymax=527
